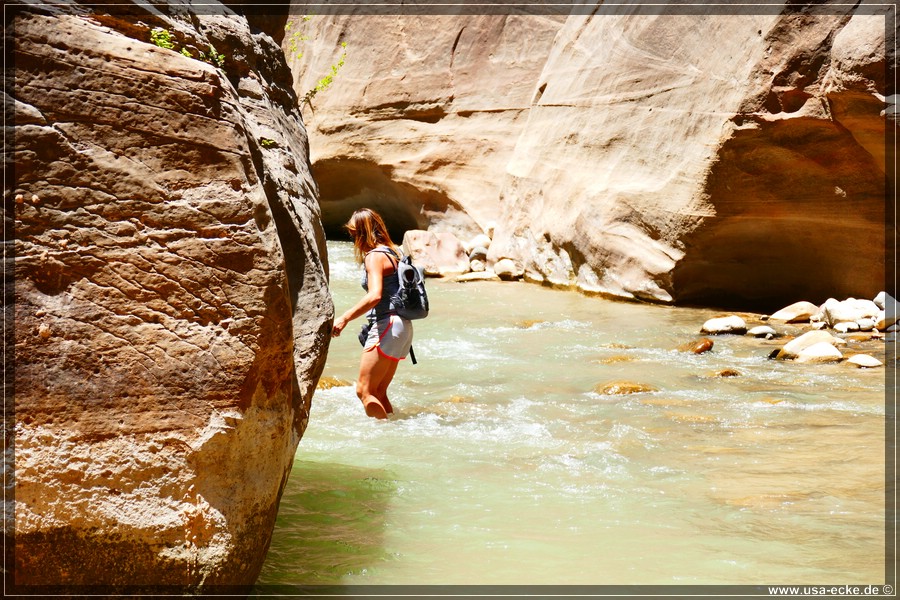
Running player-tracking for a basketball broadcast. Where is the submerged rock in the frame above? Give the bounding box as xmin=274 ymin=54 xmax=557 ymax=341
xmin=677 ymin=338 xmax=715 ymax=354
xmin=317 ymin=376 xmax=353 ymax=389
xmin=455 ymin=270 xmax=501 ymax=283
xmin=594 ymin=381 xmax=659 ymax=395
xmin=714 ymin=369 xmax=742 ymax=378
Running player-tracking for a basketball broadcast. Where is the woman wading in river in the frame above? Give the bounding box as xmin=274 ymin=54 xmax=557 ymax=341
xmin=331 ymin=208 xmax=414 ymax=419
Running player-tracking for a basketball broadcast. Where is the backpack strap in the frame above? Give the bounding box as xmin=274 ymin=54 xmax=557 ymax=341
xmin=365 ymin=247 xmax=399 ymax=270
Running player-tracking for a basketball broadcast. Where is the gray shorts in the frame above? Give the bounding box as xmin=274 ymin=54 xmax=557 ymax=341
xmin=364 ymin=315 xmax=414 ymax=361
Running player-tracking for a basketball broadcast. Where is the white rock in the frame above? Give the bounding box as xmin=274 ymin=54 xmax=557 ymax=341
xmin=701 ymin=315 xmax=747 ymax=335
xmin=769 ymin=301 xmax=819 ymax=323
xmin=876 ymin=309 xmax=899 ymax=331
xmin=747 ymin=325 xmax=777 ymax=338
xmin=847 ymin=354 xmax=883 ymax=368
xmin=855 ymin=317 xmax=876 ymax=331
xmin=470 ymin=259 xmax=486 ymax=272
xmin=464 ymin=233 xmax=492 ymax=254
xmin=873 ymin=291 xmax=897 ymax=313
xmin=834 ymin=321 xmax=860 ymax=333
xmin=795 ymin=342 xmax=843 ymax=363
xmin=781 ymin=330 xmax=842 ymax=358
xmin=455 ymin=270 xmax=500 ymax=283
xmin=822 ymin=297 xmax=881 ymax=327
xmin=810 ymin=321 xmax=827 ymax=330
xmin=493 ymin=258 xmax=524 ymax=281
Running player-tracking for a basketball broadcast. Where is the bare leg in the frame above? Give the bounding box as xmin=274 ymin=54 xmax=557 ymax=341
xmin=374 ymin=359 xmax=399 ymax=414
xmin=356 ymin=348 xmax=393 ymax=419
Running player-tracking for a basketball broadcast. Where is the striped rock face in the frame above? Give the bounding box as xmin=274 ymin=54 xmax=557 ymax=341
xmin=287 ymin=6 xmax=889 ymax=310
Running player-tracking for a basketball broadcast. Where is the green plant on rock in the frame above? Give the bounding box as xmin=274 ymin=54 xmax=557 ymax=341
xmin=149 ymin=27 xmax=226 ymax=71
xmin=301 ymin=42 xmax=347 ymax=108
xmin=285 ymin=15 xmax=313 ymax=60
xmin=150 ymin=27 xmax=175 ymax=49
xmin=260 ymin=137 xmax=277 ymax=148
xmin=285 ymin=16 xmax=348 ymax=109
xmin=200 ymin=44 xmax=226 ymax=69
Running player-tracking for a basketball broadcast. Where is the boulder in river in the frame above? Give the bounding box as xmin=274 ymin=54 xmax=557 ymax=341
xmin=494 ymin=258 xmax=525 ymax=281
xmin=769 ymin=301 xmax=820 ymax=323
xmin=778 ymin=330 xmax=844 ymax=359
xmin=403 ymin=230 xmax=470 ymax=276
xmin=700 ymin=315 xmax=747 ymax=335
xmin=465 ymin=234 xmax=492 ymax=254
xmin=846 ymin=354 xmax=883 ymax=368
xmin=834 ymin=321 xmax=860 ymax=333
xmin=820 ymin=297 xmax=881 ymax=328
xmin=468 ymin=246 xmax=489 ymax=262
xmin=747 ymin=325 xmax=777 ymax=338
xmin=794 ymin=342 xmax=843 ymax=363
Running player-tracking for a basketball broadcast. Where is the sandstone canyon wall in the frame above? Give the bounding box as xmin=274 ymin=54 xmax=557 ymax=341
xmin=6 ymin=2 xmax=331 ymax=592
xmin=287 ymin=3 xmax=892 ymax=310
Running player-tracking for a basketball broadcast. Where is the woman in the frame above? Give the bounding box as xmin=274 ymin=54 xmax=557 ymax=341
xmin=331 ymin=208 xmax=414 ymax=419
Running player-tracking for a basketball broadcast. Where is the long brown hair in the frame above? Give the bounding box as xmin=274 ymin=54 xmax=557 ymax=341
xmin=344 ymin=208 xmax=399 ymax=264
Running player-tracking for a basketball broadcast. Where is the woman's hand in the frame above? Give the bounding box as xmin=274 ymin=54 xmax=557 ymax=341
xmin=332 ymin=315 xmax=348 ymax=337
xmin=331 ymin=251 xmax=388 ymax=339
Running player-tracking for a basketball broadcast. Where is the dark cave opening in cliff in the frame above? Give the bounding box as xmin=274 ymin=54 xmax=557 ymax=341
xmin=313 ymin=158 xmax=427 ymax=243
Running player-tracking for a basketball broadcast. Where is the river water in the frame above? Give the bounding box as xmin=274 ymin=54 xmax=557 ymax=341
xmin=257 ymin=241 xmax=887 ymax=588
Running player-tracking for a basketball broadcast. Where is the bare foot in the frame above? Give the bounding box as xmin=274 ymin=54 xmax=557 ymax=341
xmin=364 ymin=399 xmax=388 ymax=419
xmin=382 ymin=396 xmax=394 ymax=414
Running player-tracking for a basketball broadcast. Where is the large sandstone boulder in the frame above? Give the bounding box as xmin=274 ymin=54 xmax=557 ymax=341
xmin=8 ymin=3 xmax=331 ymax=592
xmin=287 ymin=5 xmax=890 ymax=309
xmin=402 ymin=230 xmax=469 ymax=276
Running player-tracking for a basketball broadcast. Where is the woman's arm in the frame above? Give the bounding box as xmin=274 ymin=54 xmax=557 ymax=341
xmin=331 ymin=253 xmax=386 ymax=337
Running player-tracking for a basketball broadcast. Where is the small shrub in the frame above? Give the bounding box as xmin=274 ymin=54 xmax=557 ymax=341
xmin=302 ymin=42 xmax=347 ymax=107
xmin=200 ymin=44 xmax=226 ymax=69
xmin=150 ymin=27 xmax=175 ymax=50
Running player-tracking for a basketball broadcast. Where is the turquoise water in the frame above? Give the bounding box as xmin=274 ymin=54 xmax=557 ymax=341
xmin=257 ymin=241 xmax=887 ymax=587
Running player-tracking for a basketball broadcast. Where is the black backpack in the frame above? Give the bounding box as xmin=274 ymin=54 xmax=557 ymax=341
xmin=371 ymin=248 xmax=429 ymax=320
xmin=393 ymin=254 xmax=429 ymax=320
xmin=369 ymin=248 xmax=428 ymax=364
